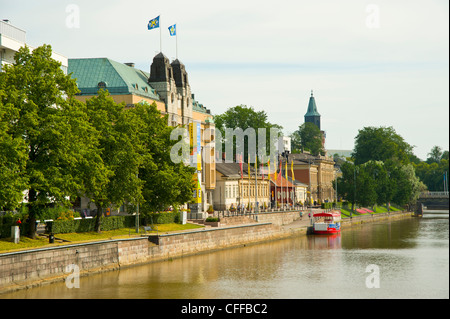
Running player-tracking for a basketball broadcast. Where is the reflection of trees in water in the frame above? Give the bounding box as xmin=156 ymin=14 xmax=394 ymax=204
xmin=341 ymin=218 xmax=423 ymax=250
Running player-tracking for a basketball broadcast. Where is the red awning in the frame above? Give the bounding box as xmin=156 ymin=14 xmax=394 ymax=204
xmin=313 ymin=211 xmax=341 ymax=217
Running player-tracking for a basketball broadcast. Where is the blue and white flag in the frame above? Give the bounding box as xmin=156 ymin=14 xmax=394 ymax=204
xmin=148 ymin=16 xmax=160 ymax=30
xmin=168 ymin=24 xmax=176 ymax=36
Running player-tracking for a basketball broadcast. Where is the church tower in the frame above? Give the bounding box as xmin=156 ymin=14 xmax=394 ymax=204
xmin=304 ymin=90 xmax=321 ymax=130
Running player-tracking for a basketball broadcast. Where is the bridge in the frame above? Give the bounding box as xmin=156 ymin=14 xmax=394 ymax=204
xmin=414 ymin=192 xmax=449 ymax=215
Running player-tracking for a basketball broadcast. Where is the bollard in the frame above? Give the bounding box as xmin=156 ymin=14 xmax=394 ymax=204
xmin=11 ymin=226 xmax=20 ymax=244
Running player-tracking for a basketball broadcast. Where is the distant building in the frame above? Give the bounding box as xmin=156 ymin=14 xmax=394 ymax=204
xmin=0 ymin=19 xmax=67 ymax=73
xmin=278 ymin=136 xmax=291 ymax=154
xmin=285 ymin=151 xmax=336 ymax=204
xmin=327 ymin=149 xmax=353 ymax=158
xmin=304 ymin=90 xmax=326 ymax=148
xmin=214 ymin=162 xmax=270 ymax=211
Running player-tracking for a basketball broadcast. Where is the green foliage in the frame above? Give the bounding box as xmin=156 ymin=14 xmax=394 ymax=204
xmin=321 ymin=202 xmax=333 ymax=209
xmin=46 ymin=215 xmax=136 ymax=234
xmin=131 ymin=102 xmax=196 ymax=213
xmin=213 ymin=105 xmax=283 ymax=162
xmin=142 ymin=211 xmax=180 ymax=225
xmin=83 ymin=90 xmax=143 ymax=231
xmin=0 ymin=101 xmax=28 ymax=211
xmin=352 ymin=126 xmax=414 ymax=165
xmin=0 ymin=45 xmax=102 ymax=238
xmin=205 ymin=217 xmax=219 ymax=222
xmin=426 ymin=145 xmax=443 ymax=164
xmin=414 ymin=159 xmax=449 ymax=191
xmin=336 ymin=159 xmax=426 ymax=209
xmin=291 ymin=122 xmax=324 ymax=156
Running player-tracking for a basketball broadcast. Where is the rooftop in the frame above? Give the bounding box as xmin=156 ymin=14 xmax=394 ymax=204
xmin=68 ymin=57 xmax=160 ymax=100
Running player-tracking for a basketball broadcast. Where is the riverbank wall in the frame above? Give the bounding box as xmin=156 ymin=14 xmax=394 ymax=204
xmin=0 ymin=210 xmax=412 ymax=294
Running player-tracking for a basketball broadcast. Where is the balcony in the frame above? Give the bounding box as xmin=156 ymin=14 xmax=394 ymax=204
xmin=0 ymin=20 xmax=26 ymax=43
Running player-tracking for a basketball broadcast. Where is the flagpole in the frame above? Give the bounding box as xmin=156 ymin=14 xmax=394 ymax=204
xmin=160 ymin=16 xmax=162 ymax=52
xmin=176 ymin=26 xmax=178 ymax=59
xmin=255 ymin=154 xmax=258 ymax=214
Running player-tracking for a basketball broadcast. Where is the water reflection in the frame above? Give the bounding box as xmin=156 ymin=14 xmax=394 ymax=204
xmin=2 ymin=213 xmax=448 ymax=299
xmin=307 ymin=234 xmax=341 ymax=250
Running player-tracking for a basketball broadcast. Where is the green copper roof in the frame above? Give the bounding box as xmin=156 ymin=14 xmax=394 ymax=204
xmin=304 ymin=92 xmax=320 ymax=117
xmin=68 ymin=58 xmax=160 ymax=100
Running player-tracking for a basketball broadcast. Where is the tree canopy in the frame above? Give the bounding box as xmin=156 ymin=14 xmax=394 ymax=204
xmin=0 ymin=45 xmax=198 ymax=236
xmin=0 ymin=45 xmax=102 ymax=238
xmin=290 ymin=122 xmax=324 ymax=156
xmin=352 ymin=126 xmax=414 ymax=165
xmin=213 ymin=105 xmax=282 ymax=163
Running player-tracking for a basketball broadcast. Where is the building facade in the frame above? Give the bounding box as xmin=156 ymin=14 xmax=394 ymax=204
xmin=68 ymin=53 xmax=216 ymax=216
xmin=214 ymin=163 xmax=270 ymax=212
xmin=0 ymin=20 xmax=68 ymax=73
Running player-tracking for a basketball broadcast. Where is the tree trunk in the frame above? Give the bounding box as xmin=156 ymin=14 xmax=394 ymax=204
xmin=27 ymin=189 xmax=38 ymax=239
xmin=95 ymin=205 xmax=103 ymax=233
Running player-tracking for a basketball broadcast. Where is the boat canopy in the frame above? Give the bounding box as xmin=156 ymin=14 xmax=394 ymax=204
xmin=313 ymin=211 xmax=341 ymax=218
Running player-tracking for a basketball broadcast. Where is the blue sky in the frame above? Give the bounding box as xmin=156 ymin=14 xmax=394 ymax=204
xmin=2 ymin=0 xmax=448 ymax=160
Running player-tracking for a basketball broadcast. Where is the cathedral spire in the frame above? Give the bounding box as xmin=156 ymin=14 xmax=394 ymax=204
xmin=304 ymin=90 xmax=321 ymax=130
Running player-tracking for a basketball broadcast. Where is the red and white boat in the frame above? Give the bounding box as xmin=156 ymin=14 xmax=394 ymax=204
xmin=312 ymin=211 xmax=341 ymax=234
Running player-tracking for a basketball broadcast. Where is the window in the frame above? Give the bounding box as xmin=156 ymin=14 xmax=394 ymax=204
xmin=97 ymin=81 xmax=107 ymax=89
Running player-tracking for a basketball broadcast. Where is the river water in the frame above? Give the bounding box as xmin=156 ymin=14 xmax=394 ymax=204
xmin=2 ymin=211 xmax=448 ymax=299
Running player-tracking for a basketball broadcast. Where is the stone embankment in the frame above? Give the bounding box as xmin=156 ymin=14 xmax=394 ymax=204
xmin=0 ymin=210 xmax=411 ymax=294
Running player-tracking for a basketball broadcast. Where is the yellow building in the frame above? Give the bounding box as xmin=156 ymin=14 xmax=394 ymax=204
xmin=213 ymin=163 xmax=270 ymax=211
xmin=68 ymin=53 xmax=216 ymax=216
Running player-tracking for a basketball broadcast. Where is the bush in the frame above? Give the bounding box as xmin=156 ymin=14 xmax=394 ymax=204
xmin=205 ymin=217 xmax=219 ymax=222
xmin=143 ymin=211 xmax=179 ymax=225
xmin=46 ymin=215 xmax=136 ymax=234
xmin=0 ymin=212 xmax=31 ymax=238
xmin=321 ymin=202 xmax=333 ymax=209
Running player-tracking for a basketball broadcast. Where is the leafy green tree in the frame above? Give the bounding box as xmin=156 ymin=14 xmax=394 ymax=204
xmin=352 ymin=126 xmax=414 ymax=165
xmin=214 ymin=105 xmax=282 ymax=163
xmin=414 ymin=159 xmax=449 ymax=192
xmin=336 ymin=161 xmax=357 ymax=212
xmin=291 ymin=122 xmax=324 ymax=156
xmin=391 ymin=163 xmax=426 ymax=206
xmin=130 ymin=102 xmax=196 ymax=213
xmin=0 ymin=100 xmax=28 ymax=210
xmin=427 ymin=145 xmax=443 ymax=164
xmin=83 ymin=90 xmax=143 ymax=232
xmin=0 ymin=45 xmax=100 ymax=238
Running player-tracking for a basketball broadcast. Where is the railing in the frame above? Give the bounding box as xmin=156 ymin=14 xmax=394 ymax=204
xmin=0 ymin=20 xmax=26 ymax=43
xmin=419 ymin=192 xmax=449 ymax=198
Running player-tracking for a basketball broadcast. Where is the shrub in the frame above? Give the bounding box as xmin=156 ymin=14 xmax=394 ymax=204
xmin=321 ymin=202 xmax=333 ymax=209
xmin=205 ymin=217 xmax=219 ymax=222
xmin=46 ymin=215 xmax=136 ymax=234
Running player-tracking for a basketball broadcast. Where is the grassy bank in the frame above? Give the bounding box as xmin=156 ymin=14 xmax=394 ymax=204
xmin=340 ymin=204 xmax=402 ymax=218
xmin=0 ymin=223 xmax=204 ymax=253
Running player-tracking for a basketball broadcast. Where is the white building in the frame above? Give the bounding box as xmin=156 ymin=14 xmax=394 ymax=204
xmin=278 ymin=136 xmax=291 ymax=154
xmin=0 ymin=19 xmax=67 ymax=73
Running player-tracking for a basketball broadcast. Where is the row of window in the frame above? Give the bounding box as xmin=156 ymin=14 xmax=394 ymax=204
xmin=224 ymin=184 xmax=270 ymax=199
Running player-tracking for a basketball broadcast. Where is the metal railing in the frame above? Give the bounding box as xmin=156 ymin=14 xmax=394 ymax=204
xmin=419 ymin=192 xmax=449 ymax=198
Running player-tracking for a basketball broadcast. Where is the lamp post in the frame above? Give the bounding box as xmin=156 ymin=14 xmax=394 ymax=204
xmin=135 ymin=172 xmax=139 ymax=233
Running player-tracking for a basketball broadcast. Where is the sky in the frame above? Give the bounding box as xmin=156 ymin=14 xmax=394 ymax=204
xmin=2 ymin=0 xmax=449 ymax=160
